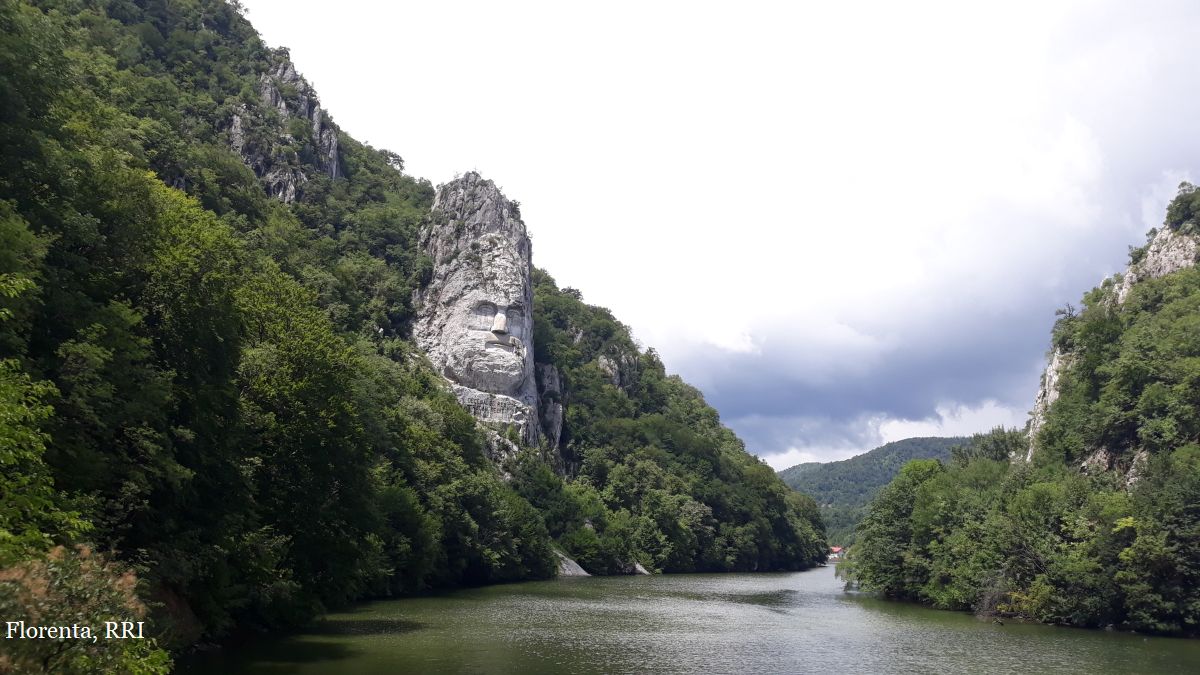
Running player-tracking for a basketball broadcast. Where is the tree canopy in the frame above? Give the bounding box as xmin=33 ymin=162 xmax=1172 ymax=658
xmin=843 ymin=194 xmax=1200 ymax=635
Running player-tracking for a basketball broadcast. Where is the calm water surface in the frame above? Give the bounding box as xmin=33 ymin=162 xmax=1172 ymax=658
xmin=185 ymin=565 xmax=1200 ymax=674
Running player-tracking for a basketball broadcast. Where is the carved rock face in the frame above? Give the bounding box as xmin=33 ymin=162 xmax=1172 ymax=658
xmin=413 ymin=173 xmax=540 ymax=444
xmin=436 ymin=239 xmax=532 ymax=393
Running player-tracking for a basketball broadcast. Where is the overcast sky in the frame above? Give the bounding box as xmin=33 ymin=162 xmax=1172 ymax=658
xmin=241 ymin=0 xmax=1200 ymax=469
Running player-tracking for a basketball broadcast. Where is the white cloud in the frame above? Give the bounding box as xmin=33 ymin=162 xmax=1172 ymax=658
xmin=877 ymin=400 xmax=1029 ymax=445
xmin=760 ymin=447 xmax=861 ymax=472
xmin=704 ymin=329 xmax=761 ymax=356
xmin=755 ymin=399 xmax=1029 ymax=470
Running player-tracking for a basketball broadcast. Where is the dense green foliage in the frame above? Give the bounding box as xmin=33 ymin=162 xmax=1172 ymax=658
xmin=845 ymin=193 xmax=1200 ymax=635
xmin=777 ymin=437 xmax=962 ymax=544
xmin=0 ymin=0 xmax=551 ymax=659
xmin=512 ymin=271 xmax=827 ymax=573
xmin=0 ymin=1 xmax=823 ymax=668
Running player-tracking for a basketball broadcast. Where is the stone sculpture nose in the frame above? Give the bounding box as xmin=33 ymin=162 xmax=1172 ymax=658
xmin=491 ymin=310 xmax=508 ymax=334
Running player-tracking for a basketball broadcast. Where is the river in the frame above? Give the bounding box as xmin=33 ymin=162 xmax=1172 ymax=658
xmin=184 ymin=565 xmax=1200 ymax=674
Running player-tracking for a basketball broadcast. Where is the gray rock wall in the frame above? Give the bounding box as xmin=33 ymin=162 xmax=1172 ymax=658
xmin=1115 ymin=226 xmax=1198 ymax=303
xmin=413 ymin=173 xmax=541 ymax=448
xmin=1026 ymin=349 xmax=1070 ymax=462
xmin=537 ymin=364 xmax=564 ymax=450
xmin=227 ymin=49 xmax=342 ymax=203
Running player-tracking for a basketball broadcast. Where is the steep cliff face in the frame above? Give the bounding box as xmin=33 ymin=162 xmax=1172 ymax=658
xmin=1026 ymin=223 xmax=1200 ymax=463
xmin=1115 ymin=225 xmax=1199 ymax=303
xmin=1026 ymin=348 xmax=1070 ymax=462
xmin=227 ymin=48 xmax=342 ymax=203
xmin=413 ymin=173 xmax=542 ymax=448
xmin=537 ymin=363 xmax=564 ymax=450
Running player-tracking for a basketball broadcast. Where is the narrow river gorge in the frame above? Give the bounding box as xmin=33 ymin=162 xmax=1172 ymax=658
xmin=185 ymin=565 xmax=1200 ymax=674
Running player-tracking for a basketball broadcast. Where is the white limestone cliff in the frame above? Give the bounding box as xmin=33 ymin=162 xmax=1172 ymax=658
xmin=413 ymin=173 xmax=541 ymax=449
xmin=1025 ymin=349 xmax=1070 ymax=462
xmin=1115 ymin=226 xmax=1199 ymax=304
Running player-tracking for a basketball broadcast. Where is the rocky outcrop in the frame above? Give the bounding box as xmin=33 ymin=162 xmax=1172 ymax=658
xmin=413 ymin=173 xmax=541 ymax=449
xmin=1115 ymin=226 xmax=1198 ymax=304
xmin=597 ymin=353 xmax=637 ymax=390
xmin=1124 ymin=449 xmax=1150 ymax=487
xmin=1079 ymin=446 xmax=1114 ymax=474
xmin=554 ymin=550 xmax=590 ymax=577
xmin=1079 ymin=447 xmax=1149 ymax=487
xmin=537 ymin=364 xmax=564 ymax=450
xmin=1026 ymin=349 xmax=1070 ymax=462
xmin=226 ymin=49 xmax=342 ymax=203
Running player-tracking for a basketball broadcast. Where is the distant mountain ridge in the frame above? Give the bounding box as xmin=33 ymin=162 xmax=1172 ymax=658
xmin=778 ymin=437 xmax=964 ymax=544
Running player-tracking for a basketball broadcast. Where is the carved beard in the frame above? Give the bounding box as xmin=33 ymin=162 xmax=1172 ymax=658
xmin=444 ymin=330 xmax=527 ymax=395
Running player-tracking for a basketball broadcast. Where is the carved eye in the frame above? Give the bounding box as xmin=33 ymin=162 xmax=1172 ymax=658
xmin=474 ymin=303 xmax=497 ymax=330
xmin=506 ymin=308 xmax=524 ymax=337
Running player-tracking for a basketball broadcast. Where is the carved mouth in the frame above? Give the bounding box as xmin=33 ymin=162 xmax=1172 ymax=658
xmin=483 ymin=333 xmax=522 ymax=350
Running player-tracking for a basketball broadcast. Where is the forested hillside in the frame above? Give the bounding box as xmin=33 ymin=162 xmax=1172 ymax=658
xmin=0 ymin=1 xmax=824 ymax=670
xmin=518 ymin=272 xmax=826 ymax=575
xmin=844 ymin=193 xmax=1200 ymax=636
xmin=777 ymin=437 xmax=963 ymax=544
